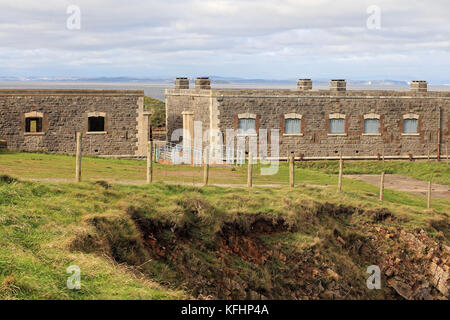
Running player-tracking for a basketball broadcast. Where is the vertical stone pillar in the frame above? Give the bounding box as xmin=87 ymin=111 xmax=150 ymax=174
xmin=182 ymin=111 xmax=194 ymax=164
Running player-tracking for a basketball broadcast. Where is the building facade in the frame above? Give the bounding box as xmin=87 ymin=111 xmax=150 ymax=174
xmin=166 ymin=78 xmax=449 ymax=160
xmin=0 ymin=89 xmax=150 ymax=156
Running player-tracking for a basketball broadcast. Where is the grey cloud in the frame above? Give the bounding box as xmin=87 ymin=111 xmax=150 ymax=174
xmin=0 ymin=0 xmax=449 ymax=80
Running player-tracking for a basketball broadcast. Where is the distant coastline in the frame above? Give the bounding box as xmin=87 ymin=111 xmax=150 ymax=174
xmin=1 ymin=79 xmax=449 ymax=102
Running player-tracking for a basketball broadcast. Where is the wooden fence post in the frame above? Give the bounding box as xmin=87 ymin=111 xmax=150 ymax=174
xmin=247 ymin=151 xmax=253 ymax=188
xmin=203 ymin=149 xmax=209 ymax=186
xmin=337 ymin=155 xmax=343 ymax=192
xmin=147 ymin=141 xmax=153 ymax=183
xmin=75 ymin=132 xmax=82 ymax=182
xmin=289 ymin=155 xmax=295 ymax=188
xmin=446 ymin=143 xmax=449 ymax=165
xmin=379 ymin=172 xmax=385 ymax=201
xmin=427 ymin=179 xmax=432 ymax=209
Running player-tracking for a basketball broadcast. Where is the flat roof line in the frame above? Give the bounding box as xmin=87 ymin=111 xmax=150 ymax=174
xmin=0 ymin=89 xmax=145 ymax=96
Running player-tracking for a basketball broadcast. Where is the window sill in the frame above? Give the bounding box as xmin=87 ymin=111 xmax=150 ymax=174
xmin=24 ymin=132 xmax=45 ymax=136
xmin=237 ymin=133 xmax=257 ymax=137
xmin=362 ymin=133 xmax=381 ymax=136
xmin=402 ymin=133 xmax=420 ymax=136
xmin=283 ymin=133 xmax=303 ymax=137
xmin=87 ymin=131 xmax=107 ymax=135
xmin=328 ymin=133 xmax=347 ymax=136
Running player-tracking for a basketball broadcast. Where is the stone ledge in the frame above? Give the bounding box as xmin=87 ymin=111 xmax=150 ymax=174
xmin=401 ymin=133 xmax=420 ymax=136
xmin=24 ymin=132 xmax=45 ymax=136
xmin=0 ymin=89 xmax=145 ymax=96
xmin=283 ymin=133 xmax=304 ymax=137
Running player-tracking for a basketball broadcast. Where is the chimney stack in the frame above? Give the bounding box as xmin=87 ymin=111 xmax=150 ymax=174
xmin=174 ymin=77 xmax=189 ymax=89
xmin=195 ymin=77 xmax=211 ymax=90
xmin=410 ymin=80 xmax=427 ymax=93
xmin=330 ymin=79 xmax=346 ymax=92
xmin=297 ymin=79 xmax=313 ymax=91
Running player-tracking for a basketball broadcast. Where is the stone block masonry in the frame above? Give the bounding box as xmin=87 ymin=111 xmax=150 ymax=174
xmin=0 ymin=89 xmax=149 ymax=156
xmin=166 ymin=78 xmax=450 ymax=159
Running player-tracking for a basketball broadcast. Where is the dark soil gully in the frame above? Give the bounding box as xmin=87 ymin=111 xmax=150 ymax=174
xmin=76 ymin=200 xmax=450 ymax=300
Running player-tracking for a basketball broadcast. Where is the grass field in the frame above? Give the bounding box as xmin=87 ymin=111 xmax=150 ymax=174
xmin=0 ymin=151 xmax=448 ymax=187
xmin=0 ymin=151 xmax=448 ymax=299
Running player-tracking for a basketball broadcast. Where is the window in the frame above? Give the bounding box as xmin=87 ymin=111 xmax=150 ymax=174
xmin=329 ymin=119 xmax=345 ymax=134
xmin=403 ymin=119 xmax=418 ymax=134
xmin=363 ymin=114 xmax=380 ymax=134
xmin=285 ymin=118 xmax=301 ymax=134
xmin=402 ymin=113 xmax=419 ymax=134
xmin=24 ymin=111 xmax=44 ymax=134
xmin=88 ymin=116 xmax=105 ymax=132
xmin=284 ymin=113 xmax=302 ymax=135
xmin=364 ymin=119 xmax=379 ymax=134
xmin=25 ymin=117 xmax=42 ymax=133
xmin=329 ymin=113 xmax=345 ymax=135
xmin=238 ymin=118 xmax=256 ymax=134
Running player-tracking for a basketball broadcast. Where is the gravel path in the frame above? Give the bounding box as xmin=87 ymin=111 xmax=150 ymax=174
xmin=345 ymin=174 xmax=450 ymax=199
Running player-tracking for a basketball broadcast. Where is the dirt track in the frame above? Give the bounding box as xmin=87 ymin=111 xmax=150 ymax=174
xmin=345 ymin=174 xmax=450 ymax=199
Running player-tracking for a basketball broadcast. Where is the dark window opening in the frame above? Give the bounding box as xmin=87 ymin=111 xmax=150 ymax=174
xmin=25 ymin=117 xmax=43 ymax=133
xmin=88 ymin=116 xmax=105 ymax=132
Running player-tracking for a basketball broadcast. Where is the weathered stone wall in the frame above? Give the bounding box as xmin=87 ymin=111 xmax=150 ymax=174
xmin=0 ymin=89 xmax=145 ymax=156
xmin=166 ymin=88 xmax=450 ymax=158
xmin=165 ymin=89 xmax=211 ymax=145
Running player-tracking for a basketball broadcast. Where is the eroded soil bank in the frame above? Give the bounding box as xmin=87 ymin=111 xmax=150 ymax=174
xmin=72 ymin=198 xmax=449 ymax=300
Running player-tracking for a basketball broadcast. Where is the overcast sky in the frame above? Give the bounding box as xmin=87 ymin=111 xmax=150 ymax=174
xmin=0 ymin=0 xmax=449 ymax=82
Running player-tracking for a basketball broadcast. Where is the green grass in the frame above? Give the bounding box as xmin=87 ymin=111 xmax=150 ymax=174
xmin=0 ymin=179 xmax=448 ymax=299
xmin=299 ymin=160 xmax=450 ymax=186
xmin=0 ymin=180 xmax=187 ymax=300
xmin=0 ymin=152 xmax=449 ymax=299
xmin=144 ymin=96 xmax=165 ymax=128
xmin=0 ymin=150 xmax=345 ymax=186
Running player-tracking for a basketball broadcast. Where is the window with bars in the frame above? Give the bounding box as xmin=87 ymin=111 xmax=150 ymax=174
xmin=284 ymin=118 xmax=301 ymax=134
xmin=238 ymin=118 xmax=256 ymax=134
xmin=364 ymin=118 xmax=379 ymax=134
xmin=329 ymin=118 xmax=345 ymax=134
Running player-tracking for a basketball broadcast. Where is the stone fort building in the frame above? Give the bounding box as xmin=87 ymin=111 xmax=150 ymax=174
xmin=1 ymin=82 xmax=448 ymax=160
xmin=166 ymin=78 xmax=449 ymax=160
xmin=0 ymin=89 xmax=150 ymax=156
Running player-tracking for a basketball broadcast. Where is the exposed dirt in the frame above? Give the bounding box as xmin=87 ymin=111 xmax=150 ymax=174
xmin=345 ymin=174 xmax=450 ymax=199
xmin=72 ymin=199 xmax=450 ymax=300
